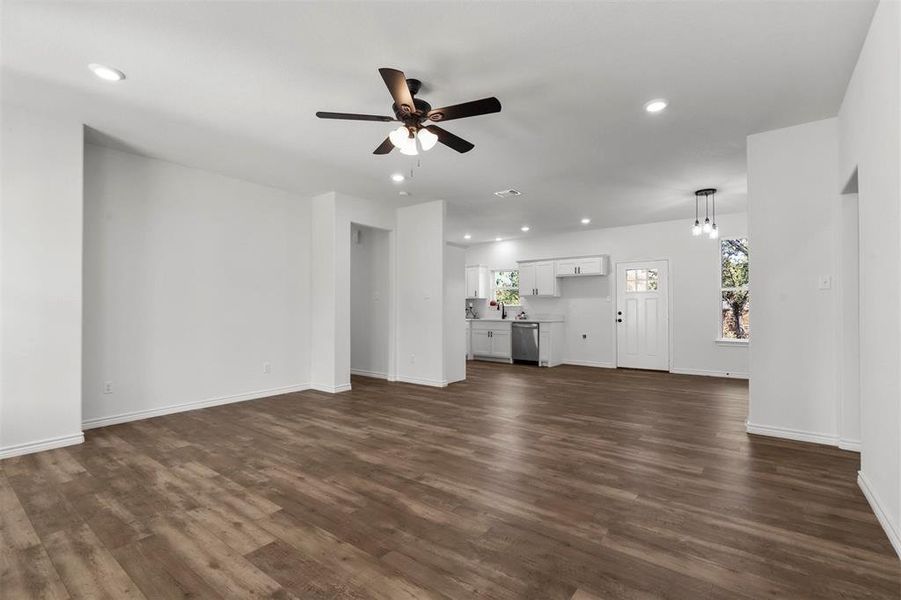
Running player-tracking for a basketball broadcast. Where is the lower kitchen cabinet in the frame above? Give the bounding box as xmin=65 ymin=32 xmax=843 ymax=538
xmin=538 ymin=322 xmax=565 ymax=367
xmin=470 ymin=321 xmax=512 ymax=361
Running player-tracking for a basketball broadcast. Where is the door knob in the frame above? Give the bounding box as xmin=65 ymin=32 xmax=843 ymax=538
xmin=616 ymin=318 xmax=623 ymax=323
xmin=617 ymin=311 xmax=622 ymax=315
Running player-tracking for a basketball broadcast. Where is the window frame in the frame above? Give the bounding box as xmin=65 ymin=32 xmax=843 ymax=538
xmin=492 ymin=269 xmax=521 ymax=306
xmin=717 ymin=238 xmax=750 ymax=344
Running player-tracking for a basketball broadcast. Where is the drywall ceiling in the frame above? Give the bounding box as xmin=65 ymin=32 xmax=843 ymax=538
xmin=1 ymin=1 xmax=876 ymax=243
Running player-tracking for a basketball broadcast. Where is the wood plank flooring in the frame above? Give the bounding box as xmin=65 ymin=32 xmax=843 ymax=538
xmin=2 ymin=362 xmax=898 ymax=599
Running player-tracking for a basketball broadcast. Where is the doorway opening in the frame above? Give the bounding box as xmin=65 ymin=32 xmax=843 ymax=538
xmin=350 ymin=224 xmax=391 ymax=379
xmin=839 ymin=169 xmax=861 ymax=450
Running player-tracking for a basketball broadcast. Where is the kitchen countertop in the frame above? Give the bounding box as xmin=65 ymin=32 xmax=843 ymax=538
xmin=466 ymin=317 xmax=565 ymax=324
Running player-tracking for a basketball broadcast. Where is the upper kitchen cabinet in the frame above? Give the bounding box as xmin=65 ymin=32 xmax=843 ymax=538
xmin=465 ymin=265 xmax=490 ymax=299
xmin=556 ymin=255 xmax=609 ymax=277
xmin=519 ymin=260 xmax=559 ymax=297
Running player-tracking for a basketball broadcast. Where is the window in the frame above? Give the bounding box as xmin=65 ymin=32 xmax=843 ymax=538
xmin=625 ymin=268 xmax=658 ymax=292
xmin=720 ymin=238 xmax=750 ymax=340
xmin=494 ymin=270 xmax=520 ymax=305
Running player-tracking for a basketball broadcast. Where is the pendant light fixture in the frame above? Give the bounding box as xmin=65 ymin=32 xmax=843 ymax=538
xmin=691 ymin=192 xmax=702 ymax=236
xmin=691 ymin=188 xmax=718 ymax=239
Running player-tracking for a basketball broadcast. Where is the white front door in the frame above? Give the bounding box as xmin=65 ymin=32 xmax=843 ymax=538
xmin=616 ymin=260 xmax=669 ymax=370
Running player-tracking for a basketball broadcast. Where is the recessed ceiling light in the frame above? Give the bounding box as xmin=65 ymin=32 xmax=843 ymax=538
xmin=391 ymin=173 xmax=405 ymax=183
xmin=464 ymin=234 xmax=472 ymax=240
xmin=644 ymin=98 xmax=667 ymax=113
xmin=581 ymin=218 xmax=591 ymax=225
xmin=521 ymin=226 xmax=530 ymax=232
xmin=398 ymin=190 xmax=410 ymax=196
xmin=88 ymin=63 xmax=126 ymax=82
xmin=495 ymin=237 xmax=502 ymax=242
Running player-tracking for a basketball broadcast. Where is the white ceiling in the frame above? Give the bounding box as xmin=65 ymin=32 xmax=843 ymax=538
xmin=1 ymin=1 xmax=876 ymax=244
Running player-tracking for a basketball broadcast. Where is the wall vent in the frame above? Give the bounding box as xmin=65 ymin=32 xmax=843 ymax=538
xmin=493 ymin=189 xmax=522 ymax=198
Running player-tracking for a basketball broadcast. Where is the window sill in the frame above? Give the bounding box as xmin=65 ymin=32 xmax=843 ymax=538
xmin=715 ymin=338 xmax=749 ymax=346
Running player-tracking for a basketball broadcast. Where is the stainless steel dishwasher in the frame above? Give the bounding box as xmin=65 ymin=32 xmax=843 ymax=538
xmin=511 ymin=322 xmax=539 ymax=364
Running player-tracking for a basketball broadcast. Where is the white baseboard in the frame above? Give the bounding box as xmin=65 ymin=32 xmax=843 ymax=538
xmin=82 ymin=383 xmax=312 ymax=430
xmin=858 ymin=471 xmax=901 ymax=559
xmin=350 ymin=369 xmax=389 ymax=380
xmin=395 ymin=375 xmax=448 ymax=388
xmin=0 ymin=432 xmax=85 ymax=460
xmin=310 ymin=383 xmax=352 ymax=393
xmin=745 ymin=422 xmax=839 ymax=446
xmin=562 ymin=359 xmax=616 ymax=368
xmin=838 ymin=438 xmax=862 ymax=452
xmin=671 ymin=367 xmax=749 ymax=379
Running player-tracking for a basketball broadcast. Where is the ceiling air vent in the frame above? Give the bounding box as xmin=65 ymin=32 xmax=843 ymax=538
xmin=494 ymin=189 xmax=522 ymax=198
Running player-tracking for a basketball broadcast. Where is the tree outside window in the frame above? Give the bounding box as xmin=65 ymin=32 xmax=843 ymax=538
xmin=721 ymin=239 xmax=749 ymax=339
xmin=494 ymin=270 xmax=520 ymax=305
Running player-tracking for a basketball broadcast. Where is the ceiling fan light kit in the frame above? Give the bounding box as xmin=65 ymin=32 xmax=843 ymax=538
xmin=316 ymin=67 xmax=501 ymax=155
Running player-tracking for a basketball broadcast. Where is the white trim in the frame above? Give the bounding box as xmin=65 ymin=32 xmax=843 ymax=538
xmin=0 ymin=433 xmax=85 ymax=460
xmin=671 ymin=367 xmax=749 ymax=379
xmin=838 ymin=438 xmax=862 ymax=452
xmin=858 ymin=471 xmax=901 ymax=559
xmin=350 ymin=369 xmax=389 ymax=380
xmin=745 ymin=422 xmax=838 ymax=446
xmin=562 ymin=359 xmax=616 ymax=369
xmin=714 ymin=338 xmax=749 ymax=346
xmin=310 ymin=383 xmax=352 ymax=394
xmin=82 ymin=383 xmax=312 ymax=429
xmin=395 ymin=375 xmax=448 ymax=388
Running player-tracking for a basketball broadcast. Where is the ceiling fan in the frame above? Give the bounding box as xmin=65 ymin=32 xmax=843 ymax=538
xmin=316 ymin=67 xmax=501 ymax=155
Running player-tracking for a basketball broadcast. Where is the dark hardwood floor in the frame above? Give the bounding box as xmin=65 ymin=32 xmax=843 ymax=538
xmin=2 ymin=362 xmax=898 ymax=599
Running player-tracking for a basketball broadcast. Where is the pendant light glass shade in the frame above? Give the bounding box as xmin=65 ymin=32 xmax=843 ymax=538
xmin=418 ymin=128 xmax=438 ymax=151
xmin=702 ymin=218 xmax=712 ymax=233
xmin=691 ymin=221 xmax=702 ymax=236
xmin=708 ymin=224 xmax=719 ymax=239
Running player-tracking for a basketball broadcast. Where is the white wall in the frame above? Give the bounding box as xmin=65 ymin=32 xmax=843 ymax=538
xmin=0 ymin=104 xmax=85 ymax=457
xmin=746 ymin=118 xmax=842 ymax=444
xmin=837 ymin=0 xmax=900 ymax=556
xmin=444 ymin=244 xmax=466 ymax=384
xmin=350 ymin=224 xmax=390 ymax=379
xmin=396 ymin=200 xmax=447 ymax=386
xmin=311 ymin=191 xmax=397 ymax=391
xmin=82 ymin=144 xmax=312 ymax=427
xmin=465 ymin=214 xmax=749 ymax=377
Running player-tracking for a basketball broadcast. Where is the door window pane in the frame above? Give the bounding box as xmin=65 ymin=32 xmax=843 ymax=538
xmin=626 ymin=268 xmax=657 ymax=292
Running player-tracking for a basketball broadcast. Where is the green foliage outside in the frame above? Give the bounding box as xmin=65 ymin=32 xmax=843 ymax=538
xmin=495 ymin=270 xmax=520 ymax=305
xmin=721 ymin=238 xmax=750 ymax=339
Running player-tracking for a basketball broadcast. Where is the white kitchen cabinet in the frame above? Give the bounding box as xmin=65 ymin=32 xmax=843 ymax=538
xmin=538 ymin=322 xmax=565 ymax=367
xmin=470 ymin=321 xmax=512 ymax=361
xmin=518 ymin=261 xmax=559 ymax=297
xmin=556 ymin=256 xmax=608 ymax=277
xmin=465 ymin=265 xmax=490 ymax=299
xmin=465 ymin=321 xmax=472 ymax=359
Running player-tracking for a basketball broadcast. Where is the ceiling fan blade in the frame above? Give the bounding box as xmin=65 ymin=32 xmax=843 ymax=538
xmin=426 ymin=125 xmax=474 ymax=153
xmin=316 ymin=111 xmax=396 ymax=122
xmin=427 ymin=97 xmax=501 ymax=122
xmin=373 ymin=137 xmax=394 ymax=155
xmin=378 ymin=68 xmax=415 ymax=116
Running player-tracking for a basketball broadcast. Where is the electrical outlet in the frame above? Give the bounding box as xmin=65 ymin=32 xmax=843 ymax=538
xmin=103 ymin=381 xmax=113 ymax=394
xmin=263 ymin=362 xmax=271 ymax=374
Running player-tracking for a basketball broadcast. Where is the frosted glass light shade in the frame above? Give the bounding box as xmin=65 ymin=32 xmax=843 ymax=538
xmin=702 ymin=218 xmax=712 ymax=233
xmin=708 ymin=224 xmax=719 ymax=239
xmin=418 ymin=128 xmax=438 ymax=151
